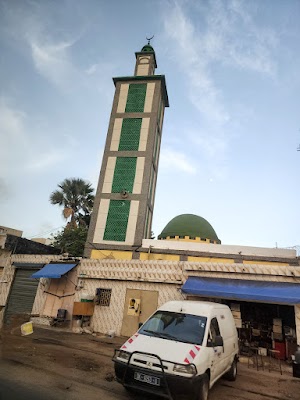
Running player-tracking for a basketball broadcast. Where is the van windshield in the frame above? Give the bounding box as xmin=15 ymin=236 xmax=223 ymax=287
xmin=139 ymin=311 xmax=207 ymax=345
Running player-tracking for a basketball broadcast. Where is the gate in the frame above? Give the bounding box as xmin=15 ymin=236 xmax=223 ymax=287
xmin=4 ymin=268 xmax=40 ymax=324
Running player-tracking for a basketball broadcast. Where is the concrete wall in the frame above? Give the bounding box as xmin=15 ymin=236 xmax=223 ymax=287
xmin=76 ymin=258 xmax=300 ymax=339
xmin=143 ymin=239 xmax=297 ymax=259
xmin=0 ymin=254 xmax=62 ymax=328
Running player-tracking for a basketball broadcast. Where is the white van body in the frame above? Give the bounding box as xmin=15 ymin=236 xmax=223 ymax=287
xmin=113 ymin=300 xmax=238 ymax=400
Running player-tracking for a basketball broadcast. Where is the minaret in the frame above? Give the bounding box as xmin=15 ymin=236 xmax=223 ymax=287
xmin=85 ymin=41 xmax=169 ymax=259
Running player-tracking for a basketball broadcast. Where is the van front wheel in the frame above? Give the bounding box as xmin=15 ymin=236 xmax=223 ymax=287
xmin=198 ymin=373 xmax=209 ymax=400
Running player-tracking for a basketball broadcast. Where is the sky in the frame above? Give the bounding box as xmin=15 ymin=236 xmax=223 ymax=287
xmin=0 ymin=0 xmax=299 ymax=251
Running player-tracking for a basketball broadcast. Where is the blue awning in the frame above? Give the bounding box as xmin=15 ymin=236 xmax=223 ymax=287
xmin=182 ymin=277 xmax=300 ymax=304
xmin=30 ymin=263 xmax=77 ymax=279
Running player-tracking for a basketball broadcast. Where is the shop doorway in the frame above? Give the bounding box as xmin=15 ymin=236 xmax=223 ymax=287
xmin=121 ymin=289 xmax=158 ymax=336
xmin=229 ymin=301 xmax=297 ymax=360
xmin=187 ymin=295 xmax=297 ymax=361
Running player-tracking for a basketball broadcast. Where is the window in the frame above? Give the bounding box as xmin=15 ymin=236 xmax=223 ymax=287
xmin=207 ymin=317 xmax=221 ymax=346
xmin=103 ymin=200 xmax=130 ymax=241
xmin=125 ymin=83 xmax=147 ymax=112
xmin=95 ymin=288 xmax=112 ymax=306
xmin=111 ymin=157 xmax=137 ymax=194
xmin=139 ymin=311 xmax=207 ymax=345
xmin=119 ymin=118 xmax=142 ymax=151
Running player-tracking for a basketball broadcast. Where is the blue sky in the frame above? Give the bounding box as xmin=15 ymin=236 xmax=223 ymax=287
xmin=1 ymin=0 xmax=299 ymax=250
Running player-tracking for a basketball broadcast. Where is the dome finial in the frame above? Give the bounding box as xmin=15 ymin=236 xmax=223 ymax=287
xmin=146 ymin=35 xmax=154 ymax=45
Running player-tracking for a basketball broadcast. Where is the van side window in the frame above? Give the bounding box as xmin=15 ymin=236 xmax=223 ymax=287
xmin=207 ymin=317 xmax=221 ymax=346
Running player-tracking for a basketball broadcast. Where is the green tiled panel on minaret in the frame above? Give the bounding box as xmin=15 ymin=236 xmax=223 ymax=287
xmin=119 ymin=118 xmax=142 ymax=150
xmin=103 ymin=200 xmax=130 ymax=241
xmin=112 ymin=157 xmax=137 ymax=193
xmin=125 ymin=83 xmax=147 ymax=112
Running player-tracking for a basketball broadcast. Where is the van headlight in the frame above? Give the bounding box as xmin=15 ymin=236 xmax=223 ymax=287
xmin=118 ymin=350 xmax=130 ymax=362
xmin=173 ymin=363 xmax=196 ymax=375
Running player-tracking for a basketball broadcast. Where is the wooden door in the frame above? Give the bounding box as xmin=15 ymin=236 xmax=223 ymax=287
xmin=120 ymin=289 xmax=158 ymax=337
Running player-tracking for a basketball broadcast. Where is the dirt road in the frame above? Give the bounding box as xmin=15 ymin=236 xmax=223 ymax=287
xmin=1 ymin=325 xmax=299 ymax=400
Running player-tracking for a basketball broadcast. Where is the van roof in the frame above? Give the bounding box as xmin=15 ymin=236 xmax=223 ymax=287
xmin=158 ymin=300 xmax=229 ymax=317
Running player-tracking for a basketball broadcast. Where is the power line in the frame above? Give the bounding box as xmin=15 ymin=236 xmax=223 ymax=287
xmin=28 ymin=225 xmax=65 ymax=239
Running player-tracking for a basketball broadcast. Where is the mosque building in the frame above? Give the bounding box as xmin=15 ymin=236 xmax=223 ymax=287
xmin=1 ymin=42 xmax=299 ymax=359
xmin=79 ymin=42 xmax=300 ymax=358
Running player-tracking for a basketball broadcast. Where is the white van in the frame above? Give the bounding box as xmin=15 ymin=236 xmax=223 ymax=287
xmin=113 ymin=300 xmax=238 ymax=400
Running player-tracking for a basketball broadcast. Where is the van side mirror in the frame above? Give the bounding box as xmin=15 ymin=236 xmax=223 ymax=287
xmin=138 ymin=322 xmax=143 ymax=328
xmin=214 ymin=335 xmax=224 ymax=347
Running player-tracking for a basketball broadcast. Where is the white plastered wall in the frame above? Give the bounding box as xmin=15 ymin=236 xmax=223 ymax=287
xmin=110 ymin=118 xmax=123 ymax=151
xmin=144 ymin=83 xmax=155 ymax=112
xmin=75 ymin=277 xmax=182 ymax=336
xmin=117 ymin=84 xmax=129 ymax=113
xmin=133 ymin=157 xmax=145 ymax=194
xmin=102 ymin=157 xmax=116 ymax=194
xmin=92 ymin=199 xmax=110 ymax=243
xmin=139 ymin=118 xmax=150 ymax=151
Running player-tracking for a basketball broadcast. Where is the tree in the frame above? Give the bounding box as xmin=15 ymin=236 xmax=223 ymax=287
xmin=51 ymin=226 xmax=88 ymax=257
xmin=50 ymin=178 xmax=95 ymax=228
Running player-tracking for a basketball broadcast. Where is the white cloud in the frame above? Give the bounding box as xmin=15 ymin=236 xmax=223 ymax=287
xmin=0 ymin=98 xmax=68 ymax=177
xmin=0 ymin=98 xmax=28 ymax=174
xmin=29 ymin=39 xmax=78 ymax=89
xmin=160 ymin=148 xmax=196 ymax=174
xmin=163 ymin=0 xmax=277 ymax=123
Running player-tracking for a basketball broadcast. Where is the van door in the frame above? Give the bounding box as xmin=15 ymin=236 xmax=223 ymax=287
xmin=207 ymin=317 xmax=224 ymax=382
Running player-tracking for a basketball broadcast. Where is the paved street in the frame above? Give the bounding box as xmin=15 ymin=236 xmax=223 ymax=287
xmin=0 ymin=326 xmax=299 ymax=400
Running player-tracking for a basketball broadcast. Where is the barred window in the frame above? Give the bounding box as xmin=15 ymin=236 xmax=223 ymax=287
xmin=104 ymin=200 xmax=130 ymax=241
xmin=125 ymin=83 xmax=147 ymax=112
xmin=95 ymin=288 xmax=112 ymax=306
xmin=111 ymin=157 xmax=137 ymax=194
xmin=119 ymin=118 xmax=142 ymax=151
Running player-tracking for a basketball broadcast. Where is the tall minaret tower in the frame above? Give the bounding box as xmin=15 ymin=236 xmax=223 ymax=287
xmin=85 ymin=41 xmax=169 ymax=259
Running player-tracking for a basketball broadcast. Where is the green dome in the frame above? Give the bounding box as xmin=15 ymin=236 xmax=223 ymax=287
xmin=158 ymin=214 xmax=221 ymax=243
xmin=141 ymin=44 xmax=154 ymax=52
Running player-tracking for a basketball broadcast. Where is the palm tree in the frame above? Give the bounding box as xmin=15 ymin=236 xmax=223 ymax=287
xmin=50 ymin=178 xmax=95 ymax=228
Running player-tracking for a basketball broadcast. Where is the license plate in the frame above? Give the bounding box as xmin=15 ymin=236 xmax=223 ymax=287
xmin=134 ymin=371 xmax=160 ymax=386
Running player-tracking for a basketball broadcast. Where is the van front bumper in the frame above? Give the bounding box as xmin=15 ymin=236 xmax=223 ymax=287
xmin=114 ymin=359 xmax=205 ymax=400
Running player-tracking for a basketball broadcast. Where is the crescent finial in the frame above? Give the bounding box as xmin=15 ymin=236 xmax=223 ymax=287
xmin=146 ymin=35 xmax=154 ymax=45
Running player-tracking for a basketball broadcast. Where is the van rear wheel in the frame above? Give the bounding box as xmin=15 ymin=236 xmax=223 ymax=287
xmin=224 ymin=358 xmax=237 ymax=381
xmin=199 ymin=373 xmax=209 ymax=400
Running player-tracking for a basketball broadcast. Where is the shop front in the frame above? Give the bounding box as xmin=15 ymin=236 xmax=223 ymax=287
xmin=182 ymin=276 xmax=300 ymax=360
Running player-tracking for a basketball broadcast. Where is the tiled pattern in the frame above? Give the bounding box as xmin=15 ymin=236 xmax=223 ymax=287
xmin=104 ymin=200 xmax=131 ymax=241
xmin=111 ymin=157 xmax=137 ymax=194
xmin=125 ymin=84 xmax=147 ymax=113
xmin=118 ymin=118 xmax=142 ymax=151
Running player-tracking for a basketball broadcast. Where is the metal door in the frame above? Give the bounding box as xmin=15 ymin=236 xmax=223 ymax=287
xmin=4 ymin=268 xmax=39 ymax=324
xmin=120 ymin=289 xmax=158 ymax=336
